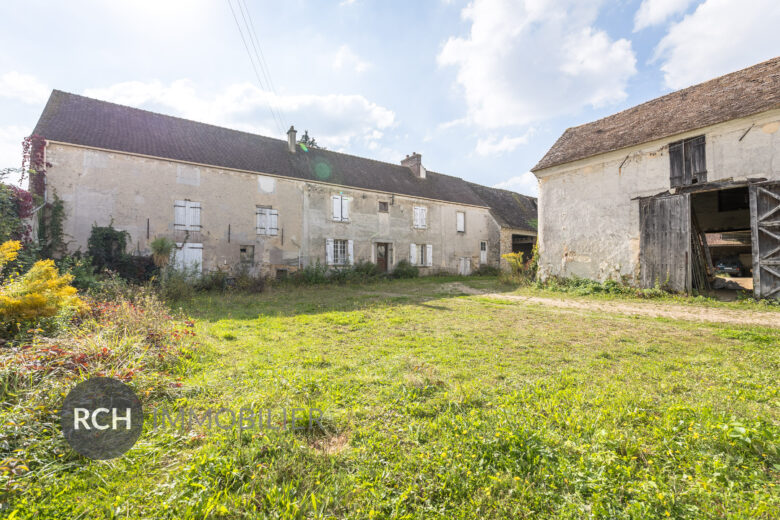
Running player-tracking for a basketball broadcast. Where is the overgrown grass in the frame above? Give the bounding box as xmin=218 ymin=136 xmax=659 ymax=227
xmin=2 ymin=278 xmax=778 ymax=518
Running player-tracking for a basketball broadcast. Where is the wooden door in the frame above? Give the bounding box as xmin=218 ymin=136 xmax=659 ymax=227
xmin=639 ymin=194 xmax=691 ymax=292
xmin=750 ymin=182 xmax=780 ymax=299
xmin=376 ymin=243 xmax=389 ymax=272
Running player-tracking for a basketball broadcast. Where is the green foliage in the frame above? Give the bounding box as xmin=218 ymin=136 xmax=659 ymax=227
xmin=2 ymin=280 xmax=780 ymax=517
xmin=55 ymin=254 xmax=100 ymax=292
xmin=538 ymin=275 xmax=668 ymax=298
xmin=86 ymin=225 xmax=156 ymax=283
xmin=391 ymin=259 xmax=419 ymax=279
xmin=37 ymin=194 xmax=65 ymax=258
xmin=472 ymin=265 xmax=501 ymax=276
xmin=149 ymin=236 xmax=175 ymax=268
xmin=0 ymin=241 xmax=84 ymax=339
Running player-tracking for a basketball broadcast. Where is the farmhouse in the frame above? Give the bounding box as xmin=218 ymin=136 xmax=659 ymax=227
xmin=30 ymin=91 xmax=537 ymax=276
xmin=532 ymin=56 xmax=780 ymax=299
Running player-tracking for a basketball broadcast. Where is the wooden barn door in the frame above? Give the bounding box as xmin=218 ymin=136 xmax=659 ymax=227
xmin=640 ymin=194 xmax=691 ymax=292
xmin=750 ymin=182 xmax=780 ymax=299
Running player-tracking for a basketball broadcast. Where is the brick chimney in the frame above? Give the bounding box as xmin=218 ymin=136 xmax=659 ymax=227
xmin=287 ymin=125 xmax=297 ymax=153
xmin=401 ymin=152 xmax=426 ymax=179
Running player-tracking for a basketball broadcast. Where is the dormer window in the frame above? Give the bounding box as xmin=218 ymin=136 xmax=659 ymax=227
xmin=669 ymin=135 xmax=706 ymax=188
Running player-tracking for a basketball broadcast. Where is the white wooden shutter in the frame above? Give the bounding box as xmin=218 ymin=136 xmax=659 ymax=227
xmin=326 ymin=238 xmax=334 ymax=265
xmin=187 ymin=201 xmax=201 ymax=231
xmin=256 ymin=208 xmax=266 ymax=234
xmin=332 ymin=195 xmax=342 ymax=221
xmin=189 ymin=243 xmax=203 ymax=272
xmin=420 ymin=207 xmax=427 ymax=228
xmin=413 ymin=207 xmax=420 ymax=228
xmin=268 ymin=209 xmax=278 ymax=235
xmin=347 ymin=240 xmax=354 ymax=265
xmin=410 ymin=243 xmax=417 ymax=265
xmin=426 ymin=244 xmax=433 ymax=267
xmin=456 ymin=212 xmax=465 ymax=232
xmin=341 ymin=197 xmax=350 ymax=221
xmin=174 ymin=200 xmax=187 ymax=230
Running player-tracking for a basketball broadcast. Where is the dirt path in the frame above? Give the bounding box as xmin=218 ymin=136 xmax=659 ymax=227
xmin=443 ymin=283 xmax=780 ymax=328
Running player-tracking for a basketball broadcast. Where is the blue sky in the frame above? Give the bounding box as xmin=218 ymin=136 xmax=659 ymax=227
xmin=1 ymin=0 xmax=778 ymax=196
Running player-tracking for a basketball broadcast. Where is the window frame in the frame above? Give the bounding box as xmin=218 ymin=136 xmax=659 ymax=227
xmin=256 ymin=206 xmax=279 ymax=236
xmin=456 ymin=211 xmax=466 ymax=233
xmin=378 ymin=201 xmax=389 ymax=213
xmin=413 ymin=206 xmax=427 ymax=229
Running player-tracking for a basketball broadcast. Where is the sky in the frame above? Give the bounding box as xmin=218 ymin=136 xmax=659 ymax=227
xmin=1 ymin=0 xmax=779 ymax=197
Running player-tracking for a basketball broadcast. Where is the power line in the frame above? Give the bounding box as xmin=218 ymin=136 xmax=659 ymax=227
xmin=226 ymin=0 xmax=285 ymax=136
xmin=237 ymin=0 xmax=287 ymax=127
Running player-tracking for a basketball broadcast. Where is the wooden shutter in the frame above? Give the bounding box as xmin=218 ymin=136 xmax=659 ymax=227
xmin=347 ymin=240 xmax=354 ymax=265
xmin=426 ymin=244 xmax=433 ymax=267
xmin=413 ymin=207 xmax=420 ymax=228
xmin=332 ymin=196 xmax=342 ymax=221
xmin=689 ymin=136 xmax=707 ymax=182
xmin=341 ymin=197 xmax=350 ymax=221
xmin=326 ymin=238 xmax=334 ymax=265
xmin=420 ymin=207 xmax=427 ymax=228
xmin=187 ymin=201 xmax=201 ymax=231
xmin=189 ymin=243 xmax=203 ymax=272
xmin=268 ymin=209 xmax=278 ymax=235
xmin=256 ymin=208 xmax=266 ymax=234
xmin=174 ymin=200 xmax=187 ymax=230
xmin=669 ymin=142 xmax=684 ymax=188
xmin=410 ymin=243 xmax=417 ymax=264
xmin=456 ymin=212 xmax=465 ymax=232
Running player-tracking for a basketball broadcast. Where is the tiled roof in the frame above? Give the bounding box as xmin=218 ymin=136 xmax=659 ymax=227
xmin=466 ymin=182 xmax=537 ymax=232
xmin=533 ymin=56 xmax=780 ymax=171
xmin=34 ymin=90 xmax=529 ymax=213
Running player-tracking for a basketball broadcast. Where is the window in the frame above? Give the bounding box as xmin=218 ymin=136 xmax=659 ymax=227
xmin=239 ymin=245 xmax=255 ymax=264
xmin=332 ymin=195 xmax=350 ymax=222
xmin=718 ymin=188 xmax=749 ymax=212
xmin=669 ymin=135 xmax=706 ymax=187
xmin=413 ymin=206 xmax=427 ymax=229
xmin=326 ymin=238 xmax=353 ymax=265
xmin=256 ymin=207 xmax=279 ymax=235
xmin=378 ymin=201 xmax=389 ymax=213
xmin=456 ymin=211 xmax=466 ymax=232
xmin=409 ymin=243 xmax=433 ymax=266
xmin=174 ymin=200 xmax=201 ymax=231
xmin=480 ymin=241 xmax=487 ymax=264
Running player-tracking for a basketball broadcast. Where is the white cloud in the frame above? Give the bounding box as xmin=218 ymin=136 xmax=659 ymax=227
xmin=475 ymin=133 xmax=531 ymax=156
xmin=492 ymin=171 xmax=538 ymax=197
xmin=0 ymin=72 xmax=49 ymax=104
xmin=437 ymin=0 xmax=636 ymax=129
xmin=332 ymin=45 xmax=371 ymax=73
xmin=654 ymin=0 xmax=780 ymax=90
xmin=83 ymin=79 xmax=395 ymax=149
xmin=633 ymin=0 xmax=696 ymax=31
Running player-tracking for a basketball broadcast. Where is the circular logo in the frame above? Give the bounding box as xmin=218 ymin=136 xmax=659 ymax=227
xmin=60 ymin=377 xmax=144 ymax=460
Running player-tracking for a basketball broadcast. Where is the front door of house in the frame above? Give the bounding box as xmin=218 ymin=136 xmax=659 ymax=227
xmin=376 ymin=243 xmax=390 ymax=272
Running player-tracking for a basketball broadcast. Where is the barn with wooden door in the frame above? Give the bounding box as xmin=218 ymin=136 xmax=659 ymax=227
xmin=531 ymin=56 xmax=780 ymax=299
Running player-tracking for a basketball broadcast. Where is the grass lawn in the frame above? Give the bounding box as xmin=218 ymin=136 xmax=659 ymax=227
xmin=7 ymin=277 xmax=780 ymax=518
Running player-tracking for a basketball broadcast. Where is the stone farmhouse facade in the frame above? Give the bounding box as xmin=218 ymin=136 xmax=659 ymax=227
xmin=532 ymin=57 xmax=780 ymax=299
xmin=31 ymin=91 xmax=537 ymax=277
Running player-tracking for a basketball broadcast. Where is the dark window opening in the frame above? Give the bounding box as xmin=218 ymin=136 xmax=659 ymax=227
xmin=717 ymin=188 xmax=749 ymax=212
xmin=239 ymin=245 xmax=255 ymax=264
xmin=378 ymin=201 xmax=389 ymax=213
xmin=669 ymin=135 xmax=706 ymax=187
xmin=511 ymin=234 xmax=534 ymax=258
xmin=275 ymin=269 xmax=288 ymax=280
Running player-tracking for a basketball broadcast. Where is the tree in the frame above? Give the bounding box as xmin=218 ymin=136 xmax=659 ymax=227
xmin=298 ymin=130 xmax=325 ymax=150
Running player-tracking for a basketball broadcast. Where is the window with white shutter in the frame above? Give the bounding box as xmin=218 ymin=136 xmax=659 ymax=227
xmin=456 ymin=211 xmax=465 ymax=232
xmin=326 ymin=238 xmax=334 ymax=265
xmin=331 ymin=239 xmax=348 ymax=265
xmin=332 ymin=195 xmax=350 ymax=222
xmin=347 ymin=240 xmax=354 ymax=265
xmin=425 ymin=244 xmax=433 ymax=267
xmin=256 ymin=207 xmax=279 ymax=235
xmin=174 ymin=200 xmax=201 ymax=231
xmin=413 ymin=206 xmax=427 ymax=229
xmin=174 ymin=242 xmax=203 ymax=272
xmin=410 ymin=243 xmax=417 ymax=264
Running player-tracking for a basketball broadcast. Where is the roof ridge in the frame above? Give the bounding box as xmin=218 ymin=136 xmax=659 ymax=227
xmin=564 ymin=55 xmax=780 ymax=133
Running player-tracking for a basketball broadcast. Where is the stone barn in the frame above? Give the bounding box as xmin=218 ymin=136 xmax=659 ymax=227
xmin=532 ymin=57 xmax=780 ymax=299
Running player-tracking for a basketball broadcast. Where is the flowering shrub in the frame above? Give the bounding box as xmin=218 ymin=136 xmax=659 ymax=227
xmin=0 ymin=241 xmax=84 ymax=338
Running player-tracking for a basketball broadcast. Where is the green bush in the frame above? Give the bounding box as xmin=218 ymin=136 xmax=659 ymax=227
xmin=233 ymin=267 xmax=266 ymax=293
xmin=391 ymin=259 xmax=419 ymax=279
xmin=536 ymin=275 xmax=669 ymax=299
xmin=195 ymin=270 xmax=229 ymax=292
xmin=472 ymin=265 xmax=500 ymax=276
xmin=295 ymin=260 xmax=329 ymax=285
xmin=56 ymin=254 xmax=100 ymax=292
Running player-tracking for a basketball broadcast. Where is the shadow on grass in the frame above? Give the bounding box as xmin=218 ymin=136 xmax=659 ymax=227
xmin=176 ymin=276 xmax=518 ymax=321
